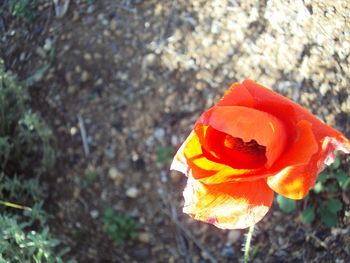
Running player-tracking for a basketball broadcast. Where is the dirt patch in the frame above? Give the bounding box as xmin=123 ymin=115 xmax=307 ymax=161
xmin=1 ymin=0 xmax=350 ymax=262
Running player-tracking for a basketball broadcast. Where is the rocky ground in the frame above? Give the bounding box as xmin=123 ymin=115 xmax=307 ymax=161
xmin=1 ymin=0 xmax=350 ymax=262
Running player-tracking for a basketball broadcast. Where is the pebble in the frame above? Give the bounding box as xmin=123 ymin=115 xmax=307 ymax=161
xmin=132 ymin=247 xmax=150 ymax=260
xmin=154 ymin=127 xmax=165 ymax=140
xmin=75 ymin=65 xmax=81 ymax=73
xmin=81 ymin=70 xmax=89 ymax=82
xmin=36 ymin=47 xmax=46 ymax=58
xmin=108 ymin=167 xmax=119 ymax=179
xmin=84 ymin=53 xmax=92 ymax=61
xmin=44 ymin=38 xmax=53 ymax=51
xmin=110 ymin=19 xmax=117 ymax=31
xmin=70 ymin=126 xmax=78 ymax=136
xmin=169 ymin=171 xmax=182 ymax=183
xmin=103 ymin=30 xmax=111 ymax=37
xmin=227 ymin=230 xmax=241 ymax=244
xmin=171 ymin=135 xmax=179 ymax=146
xmin=72 ymin=11 xmax=80 ymax=21
xmin=108 ymin=167 xmax=124 ymax=185
xmin=65 ymin=72 xmax=73 ymax=83
xmin=160 ymin=170 xmax=167 ymax=183
xmin=90 ymin=209 xmax=99 ymax=219
xmin=104 ymin=147 xmax=115 ymax=159
xmin=143 ymin=53 xmax=157 ymax=68
xmin=126 ymin=186 xmax=139 ymax=198
xmin=220 ymin=245 xmax=236 ymax=259
xmin=68 ymin=85 xmax=77 ymax=94
xmin=20 ymin=52 xmax=26 ymax=61
xmin=95 ymin=78 xmax=103 ymax=85
xmin=138 ymin=232 xmax=151 ymax=243
xmin=87 ymin=5 xmax=95 ymax=14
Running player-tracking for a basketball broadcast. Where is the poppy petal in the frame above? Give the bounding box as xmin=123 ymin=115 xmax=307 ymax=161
xmin=183 ymin=177 xmax=274 ymax=229
xmin=216 ymin=82 xmax=255 ymax=107
xmin=242 ymin=79 xmax=345 ymax=141
xmin=198 ymin=106 xmax=288 ymax=168
xmin=171 ymin=131 xmax=261 ymax=184
xmin=170 ymin=131 xmax=194 ymax=175
xmin=267 ymin=120 xmax=319 ymax=199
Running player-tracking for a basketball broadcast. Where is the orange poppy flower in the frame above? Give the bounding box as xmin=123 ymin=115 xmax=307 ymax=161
xmin=171 ymin=80 xmax=350 ymax=229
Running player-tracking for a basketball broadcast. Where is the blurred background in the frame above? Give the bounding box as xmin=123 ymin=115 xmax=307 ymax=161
xmin=0 ymin=0 xmax=349 ymax=262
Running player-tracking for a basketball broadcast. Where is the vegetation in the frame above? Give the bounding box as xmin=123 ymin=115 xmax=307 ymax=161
xmin=0 ymin=59 xmax=71 ymax=262
xmin=277 ymin=156 xmax=349 ymax=227
xmin=7 ymin=0 xmax=38 ymax=20
xmin=102 ymin=207 xmax=138 ymax=244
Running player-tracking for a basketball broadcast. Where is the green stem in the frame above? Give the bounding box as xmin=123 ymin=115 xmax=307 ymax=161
xmin=244 ymin=224 xmax=255 ymax=263
xmin=0 ymin=200 xmax=32 ymax=211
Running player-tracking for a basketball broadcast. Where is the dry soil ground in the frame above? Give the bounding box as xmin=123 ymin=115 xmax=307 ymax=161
xmin=1 ymin=0 xmax=350 ymax=262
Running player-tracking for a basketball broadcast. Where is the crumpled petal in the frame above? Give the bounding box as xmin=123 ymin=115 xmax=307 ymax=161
xmin=195 ymin=124 xmax=267 ymax=169
xmin=242 ymin=79 xmax=346 ymax=141
xmin=197 ymin=106 xmax=288 ymax=168
xmin=267 ymin=127 xmax=350 ymax=199
xmin=267 ymin=120 xmax=319 ymax=199
xmin=236 ymin=80 xmax=350 ymax=199
xmin=183 ymin=177 xmax=274 ymax=229
xmin=171 ymin=131 xmax=261 ymax=184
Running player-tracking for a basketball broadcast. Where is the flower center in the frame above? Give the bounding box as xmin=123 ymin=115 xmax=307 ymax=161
xmin=222 ymin=135 xmax=267 ymax=168
xmin=196 ymin=124 xmax=268 ymax=169
xmin=224 ymin=136 xmax=266 ymax=156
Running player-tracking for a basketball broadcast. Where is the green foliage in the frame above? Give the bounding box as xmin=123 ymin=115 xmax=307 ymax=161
xmin=334 ymin=171 xmax=350 ymax=190
xmin=0 ymin=215 xmax=73 ymax=263
xmin=0 ymin=59 xmax=55 ymax=177
xmin=7 ymin=0 xmax=37 ymax=20
xmin=300 ymin=156 xmax=348 ymax=227
xmin=276 ymin=195 xmax=296 ymax=213
xmin=102 ymin=208 xmax=138 ymax=244
xmin=156 ymin=146 xmax=174 ymax=163
xmin=0 ymin=60 xmax=72 ymax=261
xmin=300 ymin=207 xmax=315 ymax=224
xmin=276 ymin=156 xmax=349 ymax=227
xmin=84 ymin=170 xmax=98 ymax=185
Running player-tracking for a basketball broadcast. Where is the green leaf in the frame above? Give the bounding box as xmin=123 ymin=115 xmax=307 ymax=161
xmin=103 ymin=207 xmax=115 ymax=220
xmin=316 ymin=172 xmax=328 ymax=183
xmin=326 ymin=198 xmax=343 ymax=214
xmin=325 ymin=181 xmax=339 ymax=193
xmin=318 ymin=207 xmax=338 ymax=227
xmin=330 ymin=156 xmax=340 ymax=170
xmin=335 ymin=171 xmax=350 ymax=190
xmin=301 ymin=207 xmax=315 ymax=224
xmin=313 ymin=181 xmax=323 ymax=193
xmin=276 ymin=195 xmax=296 ymax=213
xmin=156 ymin=146 xmax=174 ymax=163
xmin=24 ymin=64 xmax=50 ymax=86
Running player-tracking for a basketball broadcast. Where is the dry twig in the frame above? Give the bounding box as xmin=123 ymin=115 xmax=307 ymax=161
xmin=78 ymin=114 xmax=90 ymax=156
xmin=163 ymin=205 xmax=218 ymax=263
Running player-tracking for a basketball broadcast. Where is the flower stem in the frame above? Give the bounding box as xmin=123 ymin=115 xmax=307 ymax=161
xmin=244 ymin=224 xmax=255 ymax=263
xmin=0 ymin=200 xmax=32 ymax=211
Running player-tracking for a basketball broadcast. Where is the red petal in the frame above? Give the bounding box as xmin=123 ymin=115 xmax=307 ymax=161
xmin=216 ymin=82 xmax=255 ymax=107
xmin=183 ymin=177 xmax=274 ymax=229
xmin=267 ymin=120 xmax=319 ymax=199
xmin=172 ymin=131 xmax=260 ymax=184
xmin=198 ymin=106 xmax=288 ymax=168
xmin=242 ymin=79 xmax=344 ymax=141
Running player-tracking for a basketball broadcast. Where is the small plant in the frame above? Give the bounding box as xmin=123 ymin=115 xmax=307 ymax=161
xmin=0 ymin=59 xmax=55 ymax=177
xmin=7 ymin=0 xmax=37 ymax=20
xmin=84 ymin=170 xmax=98 ymax=185
xmin=0 ymin=215 xmax=73 ymax=263
xmin=102 ymin=207 xmax=138 ymax=244
xmin=0 ymin=59 xmax=72 ymax=261
xmin=156 ymin=146 xmax=174 ymax=163
xmin=277 ymin=156 xmax=349 ymax=227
